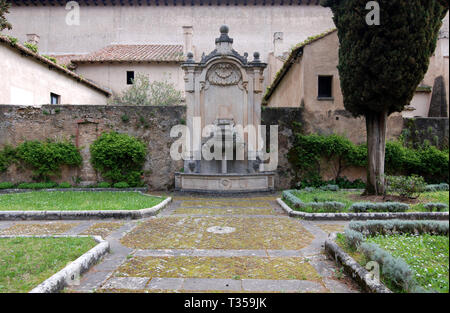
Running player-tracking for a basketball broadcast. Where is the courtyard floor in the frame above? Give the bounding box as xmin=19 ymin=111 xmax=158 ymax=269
xmin=0 ymin=194 xmax=360 ymax=293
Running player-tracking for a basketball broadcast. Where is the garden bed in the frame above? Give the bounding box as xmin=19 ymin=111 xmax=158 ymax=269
xmin=0 ymin=235 xmax=109 ymax=293
xmin=278 ymin=188 xmax=449 ymax=220
xmin=0 ymin=191 xmax=171 ymax=220
xmin=325 ymin=220 xmax=449 ymax=293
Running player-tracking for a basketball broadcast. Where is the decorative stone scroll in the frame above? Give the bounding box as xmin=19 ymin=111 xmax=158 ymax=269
xmin=207 ymin=63 xmax=242 ymax=86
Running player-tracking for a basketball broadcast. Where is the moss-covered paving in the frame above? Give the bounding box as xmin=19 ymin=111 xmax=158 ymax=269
xmin=179 ymin=200 xmax=273 ymax=208
xmin=80 ymin=222 xmax=124 ymax=238
xmin=173 ymin=207 xmax=277 ymax=215
xmin=315 ymin=224 xmax=345 ymax=234
xmin=0 ymin=222 xmax=78 ymax=235
xmin=173 ymin=196 xmax=278 ymax=201
xmin=0 ymin=237 xmax=97 ymax=292
xmin=114 ymin=256 xmax=321 ymax=281
xmin=121 ymin=216 xmax=314 ymax=250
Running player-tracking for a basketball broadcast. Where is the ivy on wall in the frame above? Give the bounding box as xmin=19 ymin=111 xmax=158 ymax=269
xmin=0 ymin=140 xmax=82 ymax=181
xmin=90 ymin=131 xmax=147 ymax=187
xmin=289 ymin=133 xmax=449 ymax=187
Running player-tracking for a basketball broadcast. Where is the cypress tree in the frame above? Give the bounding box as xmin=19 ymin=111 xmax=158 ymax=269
xmin=321 ymin=0 xmax=448 ymax=194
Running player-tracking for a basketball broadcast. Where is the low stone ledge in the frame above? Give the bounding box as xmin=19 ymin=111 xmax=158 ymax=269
xmin=277 ymin=198 xmax=449 ymax=221
xmin=0 ymin=187 xmax=148 ymax=194
xmin=0 ymin=235 xmax=110 ymax=293
xmin=324 ymin=233 xmax=391 ymax=293
xmin=0 ymin=195 xmax=172 ymax=221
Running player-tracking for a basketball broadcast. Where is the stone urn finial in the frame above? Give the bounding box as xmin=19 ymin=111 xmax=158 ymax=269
xmin=216 ymin=25 xmax=233 ymax=44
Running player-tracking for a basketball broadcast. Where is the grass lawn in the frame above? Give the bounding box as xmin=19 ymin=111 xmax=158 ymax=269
xmin=290 ymin=190 xmax=449 ymax=212
xmin=0 ymin=237 xmax=97 ymax=292
xmin=0 ymin=191 xmax=165 ymax=211
xmin=336 ymin=233 xmax=449 ymax=293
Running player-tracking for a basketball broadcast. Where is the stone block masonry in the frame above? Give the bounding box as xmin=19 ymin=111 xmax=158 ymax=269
xmin=1 ymin=105 xmax=447 ymax=190
xmin=0 ymin=105 xmax=304 ymax=190
xmin=0 ymin=105 xmax=185 ymax=190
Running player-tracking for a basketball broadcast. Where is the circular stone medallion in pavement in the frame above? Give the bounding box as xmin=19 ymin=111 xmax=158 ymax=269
xmin=206 ymin=226 xmax=236 ymax=234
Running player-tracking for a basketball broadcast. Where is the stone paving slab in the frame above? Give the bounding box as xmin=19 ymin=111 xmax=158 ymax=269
xmin=173 ymin=207 xmax=278 ymax=216
xmin=121 ymin=216 xmax=315 ymax=250
xmin=102 ymin=277 xmax=150 ymax=290
xmin=134 ymin=249 xmax=268 ymax=257
xmin=323 ymin=278 xmax=358 ymax=293
xmin=114 ymin=256 xmax=321 ymax=281
xmin=3 ymin=192 xmax=359 ymax=293
xmin=0 ymin=222 xmax=79 ymax=235
xmin=182 ymin=278 xmax=242 ymax=292
xmin=147 ymin=277 xmax=184 ymax=290
xmin=134 ymin=249 xmax=304 ymax=258
xmin=241 ymin=279 xmax=325 ymax=292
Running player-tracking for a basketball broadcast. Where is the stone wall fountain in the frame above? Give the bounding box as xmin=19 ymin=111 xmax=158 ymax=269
xmin=174 ymin=25 xmax=275 ymax=192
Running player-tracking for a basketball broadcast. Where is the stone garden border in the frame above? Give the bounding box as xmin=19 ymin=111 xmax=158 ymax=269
xmin=0 ymin=187 xmax=148 ymax=194
xmin=0 ymin=234 xmax=110 ymax=293
xmin=324 ymin=232 xmax=391 ymax=293
xmin=277 ymin=198 xmax=449 ymax=221
xmin=0 ymin=191 xmax=172 ymax=220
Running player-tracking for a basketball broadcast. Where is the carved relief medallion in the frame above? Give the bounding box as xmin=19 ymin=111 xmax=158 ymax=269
xmin=207 ymin=63 xmax=242 ymax=86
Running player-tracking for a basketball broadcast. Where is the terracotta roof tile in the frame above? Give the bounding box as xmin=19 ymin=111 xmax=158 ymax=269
xmin=71 ymin=44 xmax=185 ymax=63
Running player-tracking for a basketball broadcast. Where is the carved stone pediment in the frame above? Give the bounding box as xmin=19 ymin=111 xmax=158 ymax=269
xmin=207 ymin=63 xmax=242 ymax=86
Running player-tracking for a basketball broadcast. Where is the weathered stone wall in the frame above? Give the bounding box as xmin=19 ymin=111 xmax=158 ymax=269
xmin=261 ymin=107 xmax=304 ymax=189
xmin=0 ymin=105 xmax=186 ymax=190
xmin=1 ymin=105 xmax=448 ymax=191
xmin=402 ymin=117 xmax=449 ymax=149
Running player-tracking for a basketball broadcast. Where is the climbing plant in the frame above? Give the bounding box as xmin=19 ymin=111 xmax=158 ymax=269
xmin=90 ymin=131 xmax=147 ymax=186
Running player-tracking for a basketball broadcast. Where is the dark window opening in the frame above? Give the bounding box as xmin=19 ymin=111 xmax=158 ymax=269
xmin=318 ymin=75 xmax=333 ymax=98
xmin=50 ymin=92 xmax=60 ymax=104
xmin=127 ymin=71 xmax=135 ymax=85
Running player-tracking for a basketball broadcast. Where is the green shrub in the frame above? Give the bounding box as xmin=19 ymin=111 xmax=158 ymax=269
xmin=385 ymin=175 xmax=427 ymax=199
xmin=110 ymin=73 xmax=183 ymax=106
xmin=113 ymin=182 xmax=130 ymax=188
xmin=57 ymin=182 xmax=72 ymax=188
xmin=359 ymin=242 xmax=420 ymax=292
xmin=288 ymin=134 xmax=367 ymax=186
xmin=282 ymin=189 xmax=346 ymax=213
xmin=425 ymin=183 xmax=449 ymax=192
xmin=423 ymin=203 xmax=449 ymax=212
xmin=15 ymin=140 xmax=82 ymax=181
xmin=0 ymin=145 xmax=17 ymax=173
xmin=349 ymin=220 xmax=449 ymax=236
xmin=0 ymin=182 xmax=14 ymax=189
xmin=96 ymin=182 xmax=111 ymax=188
xmin=24 ymin=42 xmax=38 ymax=53
xmin=17 ymin=182 xmax=58 ymax=189
xmin=90 ymin=132 xmax=146 ymax=187
xmin=289 ymin=133 xmax=449 ymax=186
xmin=319 ymin=184 xmax=339 ymax=191
xmin=344 ymin=228 xmax=364 ymax=249
xmin=349 ymin=202 xmax=409 ymax=213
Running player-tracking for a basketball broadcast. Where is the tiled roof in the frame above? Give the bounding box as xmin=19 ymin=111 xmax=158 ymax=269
xmin=0 ymin=35 xmax=111 ymax=96
xmin=49 ymin=54 xmax=83 ymax=67
xmin=71 ymin=44 xmax=185 ymax=63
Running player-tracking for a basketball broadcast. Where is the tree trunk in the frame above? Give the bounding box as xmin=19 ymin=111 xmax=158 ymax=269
xmin=364 ymin=110 xmax=388 ymax=195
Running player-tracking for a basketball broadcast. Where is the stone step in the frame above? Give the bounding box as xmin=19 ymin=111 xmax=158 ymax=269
xmin=101 ymin=277 xmax=326 ymax=293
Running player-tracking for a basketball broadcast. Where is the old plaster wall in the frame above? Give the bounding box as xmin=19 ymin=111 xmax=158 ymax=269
xmin=266 ymin=31 xmax=404 ymax=145
xmin=5 ymin=4 xmax=335 ymax=87
xmin=75 ymin=63 xmax=184 ymax=96
xmin=0 ymin=44 xmax=108 ymax=105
